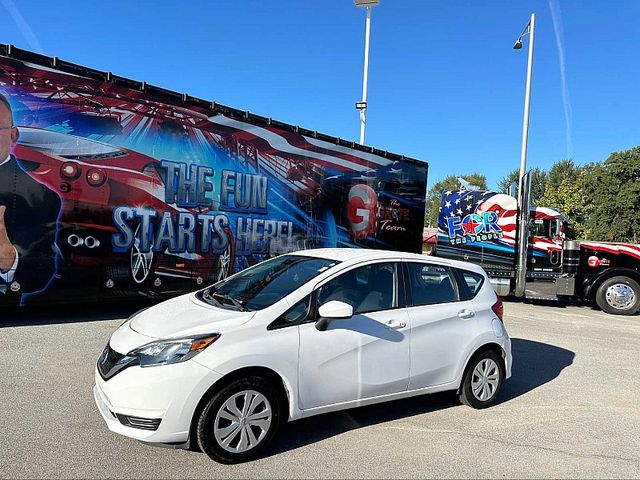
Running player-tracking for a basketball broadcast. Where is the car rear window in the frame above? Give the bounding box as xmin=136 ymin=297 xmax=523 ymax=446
xmin=405 ymin=263 xmax=458 ymax=306
xmin=455 ymin=269 xmax=485 ymax=301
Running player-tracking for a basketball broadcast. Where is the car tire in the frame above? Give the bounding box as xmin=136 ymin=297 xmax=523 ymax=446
xmin=459 ymin=350 xmax=504 ymax=409
xmin=595 ymin=276 xmax=640 ymax=316
xmin=196 ymin=376 xmax=283 ymax=464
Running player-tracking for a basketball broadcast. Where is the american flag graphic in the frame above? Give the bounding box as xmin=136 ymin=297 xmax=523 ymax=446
xmin=439 ymin=190 xmax=512 ymax=234
xmin=581 ymin=242 xmax=640 ymax=260
xmin=438 ymin=190 xmax=563 ymax=252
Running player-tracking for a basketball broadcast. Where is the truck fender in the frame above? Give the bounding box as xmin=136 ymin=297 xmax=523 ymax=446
xmin=582 ymin=267 xmax=640 ymax=301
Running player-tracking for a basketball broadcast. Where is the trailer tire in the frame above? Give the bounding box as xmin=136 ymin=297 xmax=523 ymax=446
xmin=595 ymin=276 xmax=640 ymax=316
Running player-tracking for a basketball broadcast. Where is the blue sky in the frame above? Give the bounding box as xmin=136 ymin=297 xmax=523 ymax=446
xmin=2 ymin=0 xmax=639 ymax=190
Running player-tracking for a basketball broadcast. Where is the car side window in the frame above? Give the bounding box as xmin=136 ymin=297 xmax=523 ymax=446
xmin=405 ymin=263 xmax=458 ymax=306
xmin=455 ymin=269 xmax=485 ymax=301
xmin=317 ymin=262 xmax=397 ymax=315
xmin=268 ymin=294 xmax=313 ymax=330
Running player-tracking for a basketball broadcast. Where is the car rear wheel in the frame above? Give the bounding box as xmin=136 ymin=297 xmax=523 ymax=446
xmin=196 ymin=376 xmax=282 ymax=464
xmin=459 ymin=350 xmax=504 ymax=409
xmin=595 ymin=276 xmax=640 ymax=316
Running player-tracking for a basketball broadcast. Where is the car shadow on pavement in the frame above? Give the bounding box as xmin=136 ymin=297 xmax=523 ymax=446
xmin=0 ymin=298 xmax=156 ymax=327
xmin=499 ymin=337 xmax=574 ymax=402
xmin=265 ymin=391 xmax=460 ymax=458
xmin=261 ymin=337 xmax=574 ymax=458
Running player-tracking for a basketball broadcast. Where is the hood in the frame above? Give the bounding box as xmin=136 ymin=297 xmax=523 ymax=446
xmin=129 ymin=293 xmax=256 ymax=339
xmin=580 ymin=241 xmax=640 ymax=260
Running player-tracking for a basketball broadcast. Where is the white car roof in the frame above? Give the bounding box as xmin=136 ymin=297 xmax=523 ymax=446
xmin=289 ymin=248 xmax=485 ymax=274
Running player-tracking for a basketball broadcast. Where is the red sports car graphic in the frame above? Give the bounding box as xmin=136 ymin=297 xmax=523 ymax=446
xmin=13 ymin=127 xmax=234 ymax=291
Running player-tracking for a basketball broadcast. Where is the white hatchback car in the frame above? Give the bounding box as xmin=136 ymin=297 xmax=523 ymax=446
xmin=95 ymin=249 xmax=511 ymax=463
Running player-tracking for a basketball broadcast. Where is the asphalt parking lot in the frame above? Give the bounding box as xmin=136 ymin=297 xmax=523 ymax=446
xmin=1 ymin=300 xmax=639 ymax=479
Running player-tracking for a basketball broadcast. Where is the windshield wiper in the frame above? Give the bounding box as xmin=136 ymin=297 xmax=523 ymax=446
xmin=211 ymin=292 xmax=246 ymax=311
xmin=201 ymin=289 xmax=223 ymax=308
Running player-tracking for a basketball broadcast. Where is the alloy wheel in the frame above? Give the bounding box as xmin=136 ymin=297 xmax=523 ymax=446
xmin=217 ymin=245 xmax=231 ymax=282
xmin=130 ymin=225 xmax=154 ymax=284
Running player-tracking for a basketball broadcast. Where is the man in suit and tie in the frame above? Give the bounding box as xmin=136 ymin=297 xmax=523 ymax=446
xmin=0 ymin=92 xmax=61 ymax=306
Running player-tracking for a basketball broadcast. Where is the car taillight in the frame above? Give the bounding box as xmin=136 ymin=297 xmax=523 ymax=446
xmin=86 ymin=168 xmax=107 ymax=187
xmin=492 ymin=296 xmax=504 ymax=322
xmin=60 ymin=161 xmax=81 ymax=180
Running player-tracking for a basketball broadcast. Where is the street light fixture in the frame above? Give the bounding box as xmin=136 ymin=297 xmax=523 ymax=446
xmin=354 ymin=0 xmax=379 ymax=144
xmin=513 ymin=12 xmax=536 ymax=298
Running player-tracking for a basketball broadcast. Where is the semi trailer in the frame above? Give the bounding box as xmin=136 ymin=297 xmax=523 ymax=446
xmin=0 ymin=45 xmax=427 ymax=307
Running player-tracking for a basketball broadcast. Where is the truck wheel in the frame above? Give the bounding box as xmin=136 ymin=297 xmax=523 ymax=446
xmin=196 ymin=376 xmax=282 ymax=464
xmin=595 ymin=276 xmax=640 ymax=316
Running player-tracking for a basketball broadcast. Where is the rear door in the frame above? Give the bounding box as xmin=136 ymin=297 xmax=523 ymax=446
xmin=403 ymin=261 xmax=478 ymax=389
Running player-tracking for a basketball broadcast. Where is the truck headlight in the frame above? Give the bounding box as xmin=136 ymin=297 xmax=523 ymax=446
xmin=127 ymin=334 xmax=220 ymax=367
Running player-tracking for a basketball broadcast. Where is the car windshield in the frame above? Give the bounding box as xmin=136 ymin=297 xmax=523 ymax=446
xmin=17 ymin=127 xmax=126 ymax=159
xmin=197 ymin=255 xmax=339 ymax=311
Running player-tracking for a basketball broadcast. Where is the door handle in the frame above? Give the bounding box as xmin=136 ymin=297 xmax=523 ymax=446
xmin=386 ymin=319 xmax=406 ymax=329
xmin=458 ymin=309 xmax=475 ymax=319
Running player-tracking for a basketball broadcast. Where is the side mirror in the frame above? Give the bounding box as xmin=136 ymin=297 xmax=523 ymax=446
xmin=315 ymin=300 xmax=353 ymax=331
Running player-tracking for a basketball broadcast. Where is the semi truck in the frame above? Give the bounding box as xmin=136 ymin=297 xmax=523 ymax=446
xmin=433 ymin=177 xmax=640 ymax=316
xmin=0 ymin=45 xmax=427 ymax=308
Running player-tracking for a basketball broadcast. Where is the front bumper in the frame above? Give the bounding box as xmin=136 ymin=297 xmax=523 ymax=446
xmin=94 ymin=358 xmax=223 ymax=444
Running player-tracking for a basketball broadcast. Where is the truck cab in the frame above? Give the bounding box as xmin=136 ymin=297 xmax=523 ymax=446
xmin=433 ymin=188 xmax=640 ymax=316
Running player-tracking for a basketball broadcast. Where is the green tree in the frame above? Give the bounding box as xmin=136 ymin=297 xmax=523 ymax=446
xmin=546 ymin=159 xmax=581 ymax=191
xmin=496 ymin=169 xmax=518 ymax=195
xmin=539 ymin=159 xmax=590 ymax=239
xmin=540 ymin=166 xmax=589 ymax=239
xmin=424 ymin=174 xmax=488 ymax=227
xmin=582 ymin=147 xmax=640 ymax=242
xmin=496 ymin=167 xmax=548 ymax=206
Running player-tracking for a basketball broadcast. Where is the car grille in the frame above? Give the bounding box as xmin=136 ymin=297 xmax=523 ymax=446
xmin=114 ymin=413 xmax=162 ymax=431
xmin=97 ymin=343 xmax=138 ymax=380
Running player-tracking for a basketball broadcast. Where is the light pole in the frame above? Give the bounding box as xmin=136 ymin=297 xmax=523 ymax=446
xmin=513 ymin=12 xmax=536 ymax=298
xmin=354 ymin=0 xmax=379 ymax=145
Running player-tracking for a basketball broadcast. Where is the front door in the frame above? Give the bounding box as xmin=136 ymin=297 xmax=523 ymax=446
xmin=298 ymin=262 xmax=410 ymax=410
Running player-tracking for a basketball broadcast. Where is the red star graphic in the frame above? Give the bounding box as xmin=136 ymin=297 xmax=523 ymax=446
xmin=463 ymin=217 xmax=480 ymax=235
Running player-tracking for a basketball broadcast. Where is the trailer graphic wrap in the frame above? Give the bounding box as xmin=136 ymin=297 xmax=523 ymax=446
xmin=0 ymin=52 xmax=427 ymax=305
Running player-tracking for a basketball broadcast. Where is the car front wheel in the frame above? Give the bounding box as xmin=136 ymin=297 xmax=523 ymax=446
xmin=196 ymin=376 xmax=282 ymax=464
xmin=459 ymin=350 xmax=504 ymax=409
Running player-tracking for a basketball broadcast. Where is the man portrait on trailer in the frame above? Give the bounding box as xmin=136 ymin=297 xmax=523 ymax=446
xmin=0 ymin=91 xmax=61 ymax=306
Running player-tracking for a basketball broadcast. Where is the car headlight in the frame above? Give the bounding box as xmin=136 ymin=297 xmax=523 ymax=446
xmin=127 ymin=334 xmax=220 ymax=368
